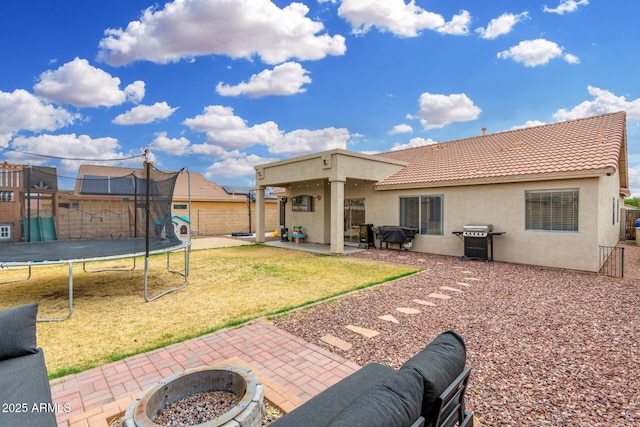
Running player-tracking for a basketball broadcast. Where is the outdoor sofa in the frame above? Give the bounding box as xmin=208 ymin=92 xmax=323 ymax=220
xmin=0 ymin=303 xmax=57 ymax=427
xmin=271 ymin=330 xmax=473 ymax=427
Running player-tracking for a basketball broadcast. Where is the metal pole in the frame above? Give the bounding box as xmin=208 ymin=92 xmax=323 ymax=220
xmin=26 ymin=166 xmax=31 ymax=242
xmin=145 ymin=159 xmax=150 ymax=258
xmin=134 ymin=170 xmax=138 ymax=238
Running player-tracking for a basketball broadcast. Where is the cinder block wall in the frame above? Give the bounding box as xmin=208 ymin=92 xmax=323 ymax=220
xmin=176 ymin=208 xmax=278 ymax=236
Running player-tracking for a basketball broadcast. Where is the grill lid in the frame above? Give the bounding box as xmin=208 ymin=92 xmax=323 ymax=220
xmin=463 ymin=224 xmax=492 ymax=232
xmin=462 ymin=224 xmax=492 ymax=237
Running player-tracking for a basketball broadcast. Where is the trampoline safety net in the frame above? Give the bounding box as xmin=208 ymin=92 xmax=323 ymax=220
xmin=63 ymin=163 xmax=182 ymax=243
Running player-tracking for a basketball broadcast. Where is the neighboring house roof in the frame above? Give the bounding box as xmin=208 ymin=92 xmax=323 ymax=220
xmin=74 ymin=165 xmax=144 ymax=195
xmin=73 ymin=165 xmax=276 ymax=203
xmin=375 ymin=111 xmax=627 ymax=189
xmin=221 ymin=185 xmax=279 ymax=200
xmin=173 ymin=172 xmax=247 ymax=202
xmin=74 ymin=164 xmax=176 ymax=196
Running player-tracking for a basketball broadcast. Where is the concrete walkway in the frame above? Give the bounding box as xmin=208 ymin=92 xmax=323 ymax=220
xmin=50 ymin=320 xmax=360 ymax=426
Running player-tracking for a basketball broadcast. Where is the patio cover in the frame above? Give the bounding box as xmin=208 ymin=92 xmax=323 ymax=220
xmin=254 ymin=149 xmax=406 ymax=254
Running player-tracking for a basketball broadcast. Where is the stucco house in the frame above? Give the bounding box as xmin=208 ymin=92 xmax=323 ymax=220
xmin=254 ymin=111 xmax=630 ymax=272
xmin=171 ymin=171 xmax=279 ymax=236
xmin=63 ymin=164 xmax=279 ymax=238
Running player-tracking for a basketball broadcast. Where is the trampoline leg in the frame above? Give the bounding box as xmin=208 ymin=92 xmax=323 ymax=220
xmin=144 ymin=246 xmax=189 ymax=302
xmin=0 ymin=265 xmax=32 ymax=284
xmin=38 ymin=263 xmax=73 ymax=322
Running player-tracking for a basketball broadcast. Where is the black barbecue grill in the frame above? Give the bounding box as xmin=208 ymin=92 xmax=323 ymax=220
xmin=374 ymin=226 xmax=418 ymax=250
xmin=452 ymin=224 xmax=504 ymax=261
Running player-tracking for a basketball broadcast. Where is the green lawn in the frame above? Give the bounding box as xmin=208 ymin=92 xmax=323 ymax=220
xmin=0 ymin=244 xmax=419 ymax=378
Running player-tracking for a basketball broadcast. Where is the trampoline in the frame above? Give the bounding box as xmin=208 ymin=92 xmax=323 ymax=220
xmin=0 ymin=162 xmax=191 ymax=321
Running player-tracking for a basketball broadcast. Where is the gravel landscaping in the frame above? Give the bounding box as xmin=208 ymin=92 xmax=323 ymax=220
xmin=273 ymin=246 xmax=640 ymax=426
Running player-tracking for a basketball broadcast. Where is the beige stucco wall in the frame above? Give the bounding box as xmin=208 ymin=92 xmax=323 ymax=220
xmin=173 ymin=202 xmax=278 ymax=236
xmin=366 ymin=177 xmax=607 ymax=272
xmin=257 ymin=149 xmax=624 ymax=271
xmin=596 ymin=169 xmax=624 ymax=248
xmin=280 ymin=180 xmax=328 ymax=243
xmin=256 ymin=150 xmax=406 ymax=187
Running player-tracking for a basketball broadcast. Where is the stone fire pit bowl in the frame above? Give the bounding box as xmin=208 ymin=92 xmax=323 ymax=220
xmin=124 ymin=365 xmax=265 ymax=427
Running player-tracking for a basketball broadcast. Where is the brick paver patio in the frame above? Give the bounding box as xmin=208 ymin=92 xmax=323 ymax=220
xmin=50 ymin=320 xmax=360 ymax=426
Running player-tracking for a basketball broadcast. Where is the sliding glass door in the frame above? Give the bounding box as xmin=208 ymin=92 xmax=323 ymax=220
xmin=344 ymin=198 xmax=365 ymax=244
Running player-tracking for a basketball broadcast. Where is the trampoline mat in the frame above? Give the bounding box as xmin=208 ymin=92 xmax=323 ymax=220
xmin=0 ymin=237 xmax=187 ymax=266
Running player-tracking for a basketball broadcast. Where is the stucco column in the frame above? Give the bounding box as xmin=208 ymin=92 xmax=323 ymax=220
xmin=330 ymin=179 xmax=345 ymax=254
xmin=255 ymin=185 xmax=265 ymax=243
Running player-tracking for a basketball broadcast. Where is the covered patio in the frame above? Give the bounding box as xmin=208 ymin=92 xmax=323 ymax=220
xmin=263 ymin=239 xmax=367 ymax=255
xmin=254 ymin=149 xmax=406 ymax=254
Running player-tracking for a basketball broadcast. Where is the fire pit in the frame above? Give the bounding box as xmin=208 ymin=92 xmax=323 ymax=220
xmin=124 ymin=365 xmax=264 ymax=427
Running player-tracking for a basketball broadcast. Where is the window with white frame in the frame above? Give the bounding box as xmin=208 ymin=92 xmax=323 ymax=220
xmin=0 ymin=225 xmax=11 ymax=240
xmin=399 ymin=195 xmax=443 ymax=235
xmin=525 ymin=189 xmax=578 ymax=232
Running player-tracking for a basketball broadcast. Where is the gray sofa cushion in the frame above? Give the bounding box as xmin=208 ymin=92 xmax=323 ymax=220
xmin=327 ymin=367 xmax=424 ymax=427
xmin=271 ymin=362 xmax=395 ymax=427
xmin=0 ymin=303 xmax=38 ymax=361
xmin=0 ymin=349 xmax=57 ymax=427
xmin=400 ymin=330 xmax=466 ymax=424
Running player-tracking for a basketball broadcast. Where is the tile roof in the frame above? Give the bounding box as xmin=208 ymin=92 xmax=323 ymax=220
xmin=170 ymin=171 xmax=247 ymax=201
xmin=375 ymin=111 xmax=627 ymax=189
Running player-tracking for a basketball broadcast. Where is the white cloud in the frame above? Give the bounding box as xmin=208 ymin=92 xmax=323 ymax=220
xmin=628 ymin=165 xmax=640 ymax=197
xmin=408 ymin=92 xmax=482 ymax=130
xmin=273 ymin=127 xmax=350 ymax=156
xmin=183 ymin=105 xmax=351 ymax=157
xmin=510 ymin=120 xmax=547 ymax=130
xmin=183 ymin=105 xmax=282 ymax=150
xmin=553 ymin=86 xmax=640 ymax=122
xmin=391 ymin=137 xmax=437 ymax=151
xmin=437 ymin=10 xmax=471 ymax=36
xmin=33 ymin=58 xmax=145 ymax=107
xmin=0 ymin=89 xmax=79 ymax=135
xmin=216 ymin=62 xmax=311 ymax=98
xmin=497 ymin=39 xmax=578 ymax=67
xmin=97 ymin=0 xmax=346 ymax=66
xmin=476 ymin=12 xmax=529 ymax=40
xmin=543 ymin=0 xmax=589 ymax=15
xmin=338 ymin=0 xmax=470 ymax=37
xmin=563 ymin=53 xmax=580 ymax=64
xmin=6 ymin=133 xmax=126 ymax=174
xmin=390 ymin=124 xmax=413 ymax=135
xmin=113 ymin=102 xmax=178 ymax=125
xmin=204 ymin=152 xmax=278 ymax=179
xmin=150 ymin=132 xmax=191 ymax=156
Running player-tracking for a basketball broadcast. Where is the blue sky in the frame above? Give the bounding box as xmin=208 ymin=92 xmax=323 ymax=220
xmin=1 ymin=0 xmax=640 ymax=193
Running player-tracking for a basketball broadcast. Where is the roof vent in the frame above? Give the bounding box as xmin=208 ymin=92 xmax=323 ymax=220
xmin=482 ymin=127 xmax=487 ymax=136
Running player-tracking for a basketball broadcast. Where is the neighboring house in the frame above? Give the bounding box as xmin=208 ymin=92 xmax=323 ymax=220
xmin=59 ymin=163 xmax=180 ymax=240
xmin=171 ymin=171 xmax=279 ymax=236
xmin=61 ymin=164 xmax=278 ymax=238
xmin=0 ymin=164 xmax=59 ymax=242
xmin=254 ymin=112 xmax=630 ymax=272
